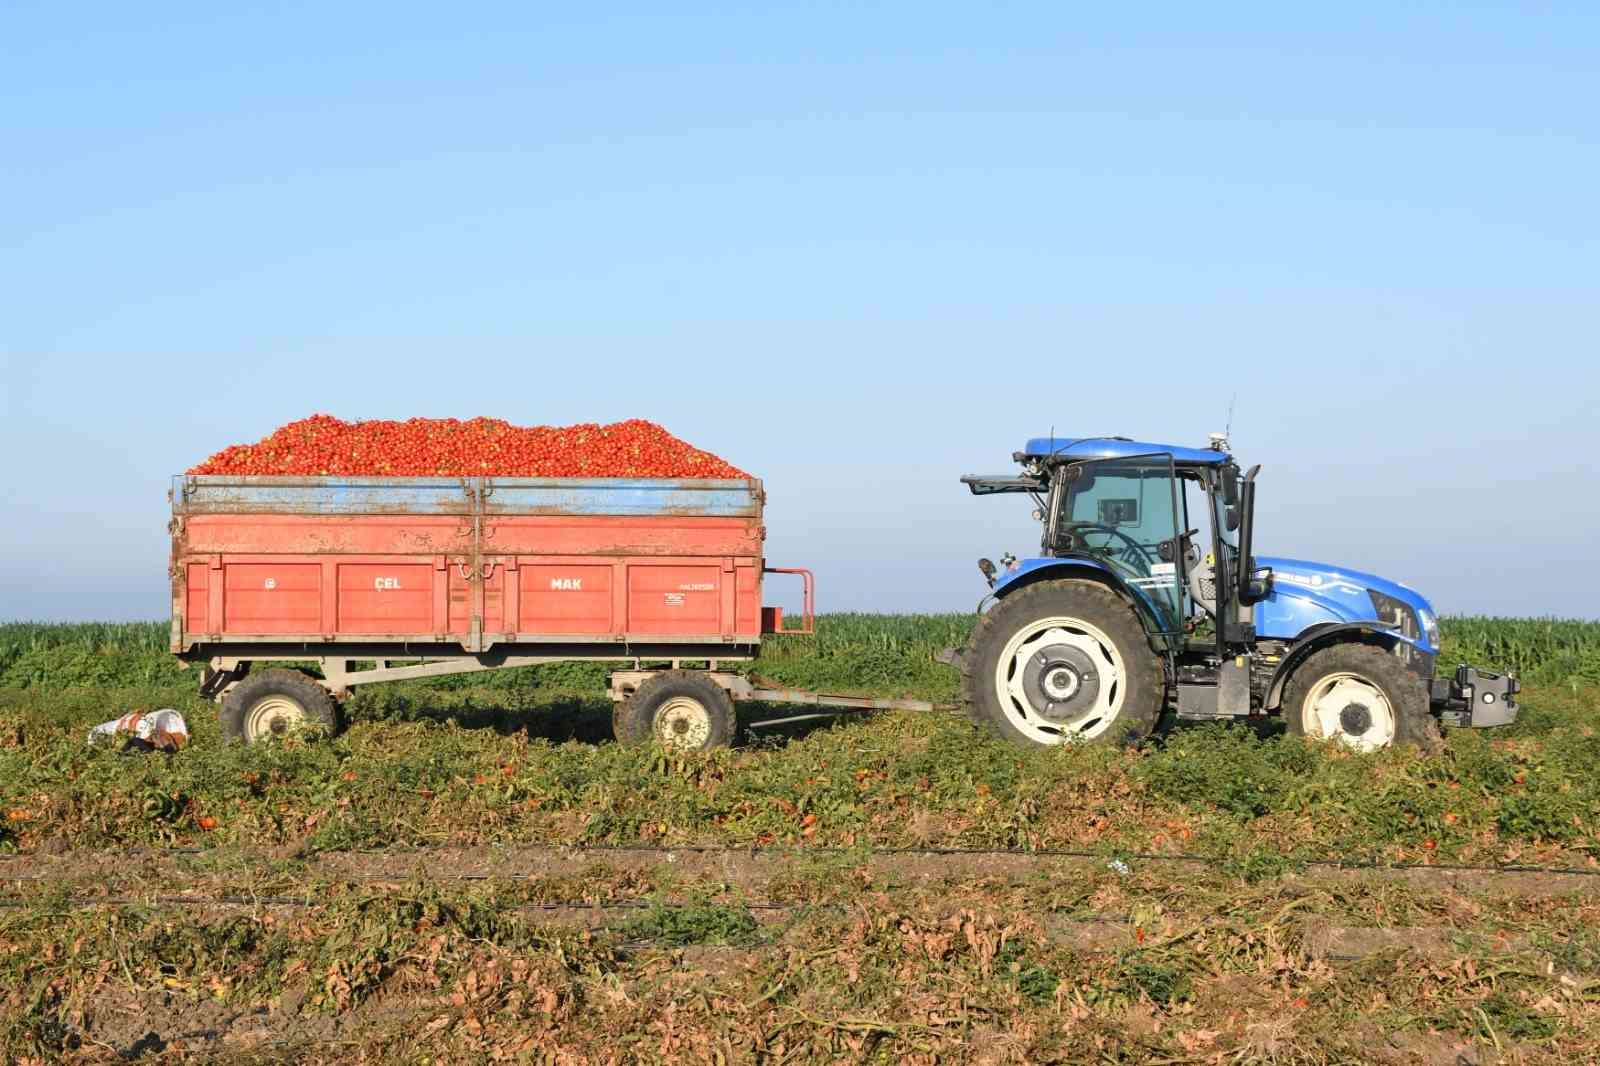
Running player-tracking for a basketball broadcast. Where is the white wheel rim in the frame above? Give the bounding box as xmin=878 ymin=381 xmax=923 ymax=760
xmin=1300 ymin=672 xmax=1396 ymax=752
xmin=245 ymin=695 xmax=307 ymax=742
xmin=993 ymin=615 xmax=1127 ymax=745
xmin=653 ymin=696 xmax=713 ymax=750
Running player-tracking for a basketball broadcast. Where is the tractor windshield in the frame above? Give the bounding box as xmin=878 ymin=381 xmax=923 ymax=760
xmin=1047 ymin=455 xmax=1184 ymax=633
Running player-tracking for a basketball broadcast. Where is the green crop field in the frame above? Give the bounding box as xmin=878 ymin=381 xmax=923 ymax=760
xmin=2 ymin=613 xmax=1599 ymax=1063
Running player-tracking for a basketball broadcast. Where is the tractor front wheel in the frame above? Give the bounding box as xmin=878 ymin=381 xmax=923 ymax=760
xmin=1282 ymin=643 xmax=1441 ymax=752
xmin=962 ymin=580 xmax=1164 ymax=748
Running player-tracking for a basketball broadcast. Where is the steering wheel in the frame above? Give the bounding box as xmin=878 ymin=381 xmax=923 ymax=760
xmin=1060 ymin=522 xmax=1156 ymax=577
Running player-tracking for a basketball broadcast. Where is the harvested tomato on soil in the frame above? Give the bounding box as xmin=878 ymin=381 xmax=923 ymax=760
xmin=189 ymin=415 xmax=750 ymax=478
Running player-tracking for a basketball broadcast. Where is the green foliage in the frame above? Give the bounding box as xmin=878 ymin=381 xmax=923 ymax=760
xmin=1218 ymin=846 xmax=1301 ymax=883
xmin=1105 ymin=954 xmax=1192 ymax=1007
xmin=0 ymin=613 xmax=948 ymax=699
xmin=1440 ymin=990 xmax=1561 ymax=1043
xmin=1533 ymin=926 xmax=1600 ymax=975
xmin=0 ymin=622 xmax=181 ymax=688
xmin=996 ymin=939 xmax=1062 ymax=1005
xmin=1495 ymin=791 xmax=1586 ymax=843
xmin=1 ymin=606 xmax=1599 ymax=1061
xmin=750 ymin=612 xmax=976 ymax=699
xmin=615 ymin=899 xmax=762 ymax=946
xmin=1440 ymin=616 xmax=1600 ymax=685
xmin=5 ymin=612 xmax=1597 ymax=695
xmin=1 ymin=613 xmax=1598 ymax=871
xmin=1133 ymin=724 xmax=1317 ymax=818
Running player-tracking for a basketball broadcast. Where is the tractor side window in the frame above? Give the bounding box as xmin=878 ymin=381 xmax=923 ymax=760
xmin=1182 ymin=477 xmax=1208 ymax=547
xmin=1180 ymin=474 xmax=1224 ymax=619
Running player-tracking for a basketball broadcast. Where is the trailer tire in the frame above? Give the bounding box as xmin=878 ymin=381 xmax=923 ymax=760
xmin=613 ymin=671 xmax=737 ymax=752
xmin=962 ymin=580 xmax=1163 ymax=748
xmin=221 ymin=669 xmax=340 ymax=745
xmin=1283 ymin=642 xmax=1441 ymax=753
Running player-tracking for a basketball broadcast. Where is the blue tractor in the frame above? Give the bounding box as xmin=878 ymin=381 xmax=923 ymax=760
xmin=957 ymin=435 xmax=1520 ymax=751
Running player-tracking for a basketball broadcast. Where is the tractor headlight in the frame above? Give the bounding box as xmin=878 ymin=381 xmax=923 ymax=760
xmin=1367 ymin=590 xmax=1420 ymax=642
xmin=1418 ymin=608 xmax=1439 ymax=649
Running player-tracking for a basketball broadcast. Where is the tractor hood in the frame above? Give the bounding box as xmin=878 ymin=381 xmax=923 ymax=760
xmin=1254 ymin=556 xmax=1439 ymax=654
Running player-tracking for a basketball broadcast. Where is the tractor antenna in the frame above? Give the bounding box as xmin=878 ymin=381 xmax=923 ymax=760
xmin=1209 ymin=394 xmax=1237 ymax=453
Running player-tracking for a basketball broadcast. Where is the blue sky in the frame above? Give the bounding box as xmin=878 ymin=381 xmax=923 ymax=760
xmin=3 ymin=2 xmax=1597 ymax=620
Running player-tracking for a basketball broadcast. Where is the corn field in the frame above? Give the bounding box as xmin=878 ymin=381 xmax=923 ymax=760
xmin=2 ymin=613 xmax=1596 ymax=693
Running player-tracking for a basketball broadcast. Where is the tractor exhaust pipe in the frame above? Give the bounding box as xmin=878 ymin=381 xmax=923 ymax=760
xmin=1237 ymin=464 xmax=1262 ymax=605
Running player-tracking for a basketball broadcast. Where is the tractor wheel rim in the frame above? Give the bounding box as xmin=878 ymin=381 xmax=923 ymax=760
xmin=1300 ymin=672 xmax=1396 ymax=752
xmin=654 ymin=696 xmax=713 ymax=750
xmin=993 ymin=615 xmax=1126 ymax=744
xmin=245 ymin=695 xmax=307 ymax=742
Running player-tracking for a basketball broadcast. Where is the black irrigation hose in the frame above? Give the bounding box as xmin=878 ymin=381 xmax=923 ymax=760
xmin=315 ymin=841 xmax=1600 ymax=879
xmin=3 ymin=840 xmax=1598 ymax=878
xmin=0 ymin=892 xmax=802 ymax=914
xmin=0 ymin=894 xmax=313 ymax=908
xmin=0 ymin=840 xmax=1586 ymax=878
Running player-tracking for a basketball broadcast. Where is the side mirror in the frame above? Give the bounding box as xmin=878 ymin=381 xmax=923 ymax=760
xmin=1225 ymin=504 xmax=1240 ymax=532
xmin=1221 ymin=466 xmax=1240 ymax=507
xmin=978 ymin=558 xmax=998 ymax=587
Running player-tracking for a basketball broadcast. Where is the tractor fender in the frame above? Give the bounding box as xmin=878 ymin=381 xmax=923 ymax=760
xmin=990 ymin=559 xmax=1170 ymax=641
xmin=1263 ymin=620 xmax=1409 ymax=711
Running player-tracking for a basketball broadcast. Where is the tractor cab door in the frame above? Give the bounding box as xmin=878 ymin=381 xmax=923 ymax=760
xmin=1047 ymin=454 xmax=1186 ymax=635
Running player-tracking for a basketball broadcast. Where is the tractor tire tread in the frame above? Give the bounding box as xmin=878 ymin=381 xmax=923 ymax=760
xmin=1283 ymin=642 xmax=1443 ymax=753
xmin=220 ymin=668 xmax=339 ymax=744
xmin=960 ymin=579 xmax=1164 ymax=749
xmin=613 ymin=670 xmax=738 ymax=750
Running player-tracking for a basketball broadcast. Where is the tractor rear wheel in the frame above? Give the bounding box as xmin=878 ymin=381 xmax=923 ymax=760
xmin=962 ymin=580 xmax=1164 ymax=748
xmin=1282 ymin=643 xmax=1441 ymax=752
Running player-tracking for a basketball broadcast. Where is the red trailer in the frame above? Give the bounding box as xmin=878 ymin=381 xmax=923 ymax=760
xmin=172 ymin=475 xmax=925 ymax=747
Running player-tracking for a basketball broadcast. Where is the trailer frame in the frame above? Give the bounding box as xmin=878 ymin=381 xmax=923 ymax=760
xmin=196 ymin=653 xmax=943 ymax=719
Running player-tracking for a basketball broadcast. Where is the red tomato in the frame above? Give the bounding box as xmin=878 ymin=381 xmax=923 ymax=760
xmin=188 ymin=416 xmax=749 ymax=479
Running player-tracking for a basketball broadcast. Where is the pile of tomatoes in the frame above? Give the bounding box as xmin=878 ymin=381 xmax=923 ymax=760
xmin=188 ymin=415 xmax=751 ymax=479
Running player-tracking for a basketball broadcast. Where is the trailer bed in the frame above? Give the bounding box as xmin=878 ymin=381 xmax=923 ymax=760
xmin=170 ymin=475 xmax=768 ymax=657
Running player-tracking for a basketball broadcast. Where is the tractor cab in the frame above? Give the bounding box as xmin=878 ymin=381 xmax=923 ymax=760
xmin=963 ymin=435 xmax=1263 ymax=648
xmin=957 ymin=435 xmax=1519 ymax=751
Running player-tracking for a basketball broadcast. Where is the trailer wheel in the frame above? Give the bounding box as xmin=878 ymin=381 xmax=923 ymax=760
xmin=221 ymin=668 xmax=340 ymax=744
xmin=613 ymin=671 xmax=736 ymax=752
xmin=1282 ymin=643 xmax=1441 ymax=753
xmin=962 ymin=580 xmax=1164 ymax=748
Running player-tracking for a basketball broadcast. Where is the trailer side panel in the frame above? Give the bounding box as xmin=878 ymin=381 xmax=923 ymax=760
xmin=171 ymin=476 xmax=765 ymax=654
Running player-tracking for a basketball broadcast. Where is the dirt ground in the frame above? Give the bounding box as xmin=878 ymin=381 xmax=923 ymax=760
xmin=5 ymin=842 xmax=1595 ymax=1063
